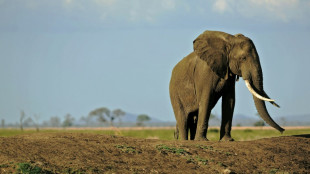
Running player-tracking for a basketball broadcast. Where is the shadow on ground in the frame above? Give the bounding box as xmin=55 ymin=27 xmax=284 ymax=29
xmin=291 ymin=134 xmax=310 ymax=138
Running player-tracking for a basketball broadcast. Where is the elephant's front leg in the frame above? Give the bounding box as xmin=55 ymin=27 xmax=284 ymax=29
xmin=194 ymin=92 xmax=212 ymax=141
xmin=220 ymin=84 xmax=235 ymax=141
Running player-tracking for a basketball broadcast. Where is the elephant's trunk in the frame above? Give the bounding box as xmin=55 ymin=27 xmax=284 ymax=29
xmin=249 ymin=72 xmax=285 ymax=133
xmin=253 ymin=96 xmax=285 ymax=133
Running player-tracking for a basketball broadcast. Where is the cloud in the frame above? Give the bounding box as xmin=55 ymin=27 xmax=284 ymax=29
xmin=211 ymin=0 xmax=309 ymax=22
xmin=1 ymin=0 xmax=309 ymax=29
xmin=61 ymin=0 xmax=178 ymax=23
xmin=94 ymin=0 xmax=117 ymax=6
xmin=0 ymin=0 xmax=178 ymax=24
xmin=64 ymin=0 xmax=72 ymax=5
xmin=213 ymin=0 xmax=230 ymax=13
xmin=248 ymin=0 xmax=300 ymax=22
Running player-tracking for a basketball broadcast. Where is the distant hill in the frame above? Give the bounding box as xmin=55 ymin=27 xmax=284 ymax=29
xmin=72 ymin=113 xmax=309 ymax=127
xmin=232 ymin=114 xmax=310 ymax=126
xmin=74 ymin=112 xmax=175 ymax=127
xmin=280 ymin=115 xmax=310 ymax=126
xmin=120 ymin=113 xmax=175 ymax=127
xmin=121 ymin=113 xmax=163 ymax=123
xmin=232 ymin=114 xmax=261 ymax=126
xmin=211 ymin=114 xmax=310 ymax=127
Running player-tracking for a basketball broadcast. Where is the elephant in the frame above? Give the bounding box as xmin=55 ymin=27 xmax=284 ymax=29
xmin=169 ymin=30 xmax=284 ymax=141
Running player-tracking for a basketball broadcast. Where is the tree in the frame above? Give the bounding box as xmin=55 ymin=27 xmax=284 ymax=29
xmin=136 ymin=114 xmax=151 ymax=127
xmin=112 ymin=109 xmax=125 ymax=127
xmin=20 ymin=110 xmax=26 ymax=131
xmin=89 ymin=107 xmax=109 ymax=126
xmin=254 ymin=112 xmax=265 ymax=127
xmin=50 ymin=116 xmax=61 ymax=127
xmin=89 ymin=107 xmax=125 ymax=127
xmin=209 ymin=113 xmax=220 ymax=126
xmin=210 ymin=113 xmax=216 ymax=120
xmin=254 ymin=120 xmax=265 ymax=127
xmin=33 ymin=114 xmax=40 ymax=132
xmin=62 ymin=114 xmax=75 ymax=128
xmin=80 ymin=115 xmax=91 ymax=126
xmin=1 ymin=119 xmax=4 ymax=128
xmin=23 ymin=117 xmax=33 ymax=127
xmin=280 ymin=117 xmax=287 ymax=126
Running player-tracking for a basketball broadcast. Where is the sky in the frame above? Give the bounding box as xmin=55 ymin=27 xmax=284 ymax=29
xmin=0 ymin=0 xmax=310 ymax=124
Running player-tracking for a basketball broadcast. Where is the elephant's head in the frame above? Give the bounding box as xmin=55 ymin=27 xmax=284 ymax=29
xmin=193 ymin=30 xmax=284 ymax=133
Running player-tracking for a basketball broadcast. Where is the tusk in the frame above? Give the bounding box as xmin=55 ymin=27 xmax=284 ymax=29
xmin=245 ymin=80 xmax=275 ymax=102
xmin=270 ymin=101 xmax=280 ymax=108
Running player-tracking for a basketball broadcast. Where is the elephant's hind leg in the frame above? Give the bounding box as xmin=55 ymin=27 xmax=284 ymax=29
xmin=174 ymin=124 xmax=179 ymax=139
xmin=177 ymin=111 xmax=188 ymax=140
xmin=170 ymin=91 xmax=190 ymax=140
xmin=172 ymin=104 xmax=189 ymax=140
xmin=188 ymin=111 xmax=198 ymax=140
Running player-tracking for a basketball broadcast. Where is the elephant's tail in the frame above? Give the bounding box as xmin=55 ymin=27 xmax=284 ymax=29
xmin=174 ymin=124 xmax=179 ymax=140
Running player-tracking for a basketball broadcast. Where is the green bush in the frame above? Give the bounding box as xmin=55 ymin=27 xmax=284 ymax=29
xmin=156 ymin=144 xmax=189 ymax=155
xmin=243 ymin=129 xmax=253 ymax=132
xmin=208 ymin=128 xmax=219 ymax=133
xmin=16 ymin=163 xmax=52 ymax=174
xmin=254 ymin=120 xmax=265 ymax=127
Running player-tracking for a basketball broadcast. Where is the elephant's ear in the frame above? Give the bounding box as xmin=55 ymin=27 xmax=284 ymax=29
xmin=193 ymin=31 xmax=229 ymax=80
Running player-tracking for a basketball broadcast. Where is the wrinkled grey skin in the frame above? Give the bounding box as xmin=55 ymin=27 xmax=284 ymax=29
xmin=169 ymin=30 xmax=284 ymax=141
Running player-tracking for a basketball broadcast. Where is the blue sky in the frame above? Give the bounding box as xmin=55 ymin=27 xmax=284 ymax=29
xmin=0 ymin=0 xmax=310 ymax=124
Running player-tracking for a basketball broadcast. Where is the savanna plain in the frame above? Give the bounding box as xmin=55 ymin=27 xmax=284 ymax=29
xmin=0 ymin=127 xmax=309 ymax=173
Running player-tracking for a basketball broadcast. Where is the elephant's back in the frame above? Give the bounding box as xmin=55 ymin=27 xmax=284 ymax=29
xmin=170 ymin=52 xmax=197 ymax=80
xmin=169 ymin=52 xmax=198 ymax=113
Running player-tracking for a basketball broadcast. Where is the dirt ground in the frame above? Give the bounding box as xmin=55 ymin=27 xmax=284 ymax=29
xmin=0 ymin=133 xmax=309 ymax=174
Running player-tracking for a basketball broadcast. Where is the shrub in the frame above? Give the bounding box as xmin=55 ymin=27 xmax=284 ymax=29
xmin=16 ymin=163 xmax=52 ymax=174
xmin=209 ymin=128 xmax=219 ymax=133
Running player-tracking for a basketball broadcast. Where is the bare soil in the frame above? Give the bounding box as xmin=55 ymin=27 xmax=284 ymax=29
xmin=0 ymin=133 xmax=309 ymax=173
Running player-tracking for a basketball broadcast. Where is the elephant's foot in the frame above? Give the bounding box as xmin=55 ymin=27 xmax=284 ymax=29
xmin=220 ymin=135 xmax=234 ymax=142
xmin=194 ymin=137 xmax=209 ymax=141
